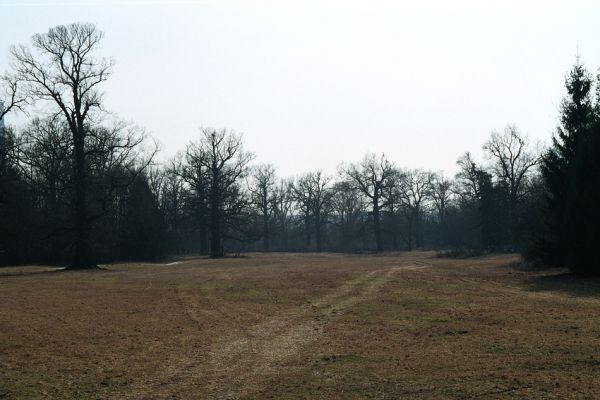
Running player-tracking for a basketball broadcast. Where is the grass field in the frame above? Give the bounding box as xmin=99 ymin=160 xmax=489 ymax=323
xmin=1 ymin=252 xmax=600 ymax=399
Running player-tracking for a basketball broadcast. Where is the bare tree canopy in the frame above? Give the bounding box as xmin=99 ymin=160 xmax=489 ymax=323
xmin=340 ymin=153 xmax=396 ymax=252
xmin=483 ymin=125 xmax=540 ymax=248
xmin=185 ymin=128 xmax=254 ymax=257
xmin=483 ymin=125 xmax=540 ymax=203
xmin=9 ymin=23 xmax=112 ymax=125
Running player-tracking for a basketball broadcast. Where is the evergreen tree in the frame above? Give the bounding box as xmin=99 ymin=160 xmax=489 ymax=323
xmin=535 ymin=58 xmax=600 ymax=273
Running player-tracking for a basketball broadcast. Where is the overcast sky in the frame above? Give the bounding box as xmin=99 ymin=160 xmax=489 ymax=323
xmin=1 ymin=0 xmax=599 ymax=177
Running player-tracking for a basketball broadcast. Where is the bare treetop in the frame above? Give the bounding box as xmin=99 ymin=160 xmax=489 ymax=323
xmin=10 ymin=23 xmax=112 ymax=124
xmin=483 ymin=125 xmax=540 ymax=201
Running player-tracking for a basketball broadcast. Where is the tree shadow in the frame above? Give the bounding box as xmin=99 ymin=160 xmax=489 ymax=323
xmin=524 ymin=272 xmax=600 ymax=298
xmin=0 ymin=265 xmax=110 ymax=278
xmin=0 ymin=267 xmax=66 ymax=278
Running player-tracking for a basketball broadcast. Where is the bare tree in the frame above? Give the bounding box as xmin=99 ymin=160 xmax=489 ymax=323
xmin=430 ymin=172 xmax=454 ymax=246
xmin=454 ymin=152 xmax=483 ymax=204
xmin=291 ymin=173 xmax=315 ymax=249
xmin=9 ymin=23 xmax=113 ymax=268
xmin=171 ymin=147 xmax=210 ymax=255
xmin=272 ymin=178 xmax=294 ymax=249
xmin=340 ymin=154 xmax=396 ymax=252
xmin=330 ymin=180 xmax=367 ymax=251
xmin=309 ymin=171 xmax=333 ymax=252
xmin=148 ymin=166 xmax=190 ymax=254
xmin=398 ymin=169 xmax=433 ymax=250
xmin=250 ymin=164 xmax=277 ymax=251
xmin=291 ymin=171 xmax=332 ymax=251
xmin=483 ymin=125 xmax=540 ymax=247
xmin=186 ymin=128 xmax=253 ymax=257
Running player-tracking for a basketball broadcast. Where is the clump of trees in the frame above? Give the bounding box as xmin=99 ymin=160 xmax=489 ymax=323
xmin=526 ymin=58 xmax=600 ymax=274
xmin=1 ymin=23 xmax=157 ymax=268
xmin=2 ymin=23 xmax=598 ymax=275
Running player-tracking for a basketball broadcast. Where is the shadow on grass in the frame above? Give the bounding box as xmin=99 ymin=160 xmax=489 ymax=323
xmin=0 ymin=267 xmax=66 ymax=278
xmin=524 ymin=272 xmax=600 ymax=298
xmin=0 ymin=265 xmax=111 ymax=278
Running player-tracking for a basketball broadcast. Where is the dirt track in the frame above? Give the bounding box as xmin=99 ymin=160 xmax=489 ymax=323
xmin=2 ymin=252 xmax=600 ymax=399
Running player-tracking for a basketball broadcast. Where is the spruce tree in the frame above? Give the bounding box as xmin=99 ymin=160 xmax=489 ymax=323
xmin=537 ymin=58 xmax=600 ymax=273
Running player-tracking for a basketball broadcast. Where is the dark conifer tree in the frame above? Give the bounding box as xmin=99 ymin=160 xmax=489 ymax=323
xmin=535 ymin=58 xmax=600 ymax=273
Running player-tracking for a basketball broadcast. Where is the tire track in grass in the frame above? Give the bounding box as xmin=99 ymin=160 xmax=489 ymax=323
xmin=205 ymin=264 xmax=428 ymax=399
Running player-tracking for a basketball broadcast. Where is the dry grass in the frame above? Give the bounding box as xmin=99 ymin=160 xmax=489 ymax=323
xmin=1 ymin=252 xmax=600 ymax=399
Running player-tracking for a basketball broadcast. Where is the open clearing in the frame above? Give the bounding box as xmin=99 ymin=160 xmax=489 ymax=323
xmin=1 ymin=252 xmax=600 ymax=399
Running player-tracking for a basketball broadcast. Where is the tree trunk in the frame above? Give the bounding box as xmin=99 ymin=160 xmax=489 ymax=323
xmin=263 ymin=206 xmax=269 ymax=251
xmin=305 ymin=212 xmax=311 ymax=249
xmin=315 ymin=212 xmax=322 ymax=252
xmin=70 ymin=128 xmax=94 ymax=269
xmin=209 ymin=170 xmax=222 ymax=258
xmin=373 ymin=196 xmax=382 ymax=252
xmin=415 ymin=208 xmax=422 ymax=248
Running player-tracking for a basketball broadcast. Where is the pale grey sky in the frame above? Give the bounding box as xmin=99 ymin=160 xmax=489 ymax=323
xmin=1 ymin=0 xmax=599 ymax=177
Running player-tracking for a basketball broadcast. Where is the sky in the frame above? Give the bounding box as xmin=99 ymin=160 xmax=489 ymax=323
xmin=1 ymin=0 xmax=599 ymax=177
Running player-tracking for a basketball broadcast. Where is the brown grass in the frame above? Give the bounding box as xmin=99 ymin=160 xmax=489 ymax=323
xmin=1 ymin=252 xmax=600 ymax=399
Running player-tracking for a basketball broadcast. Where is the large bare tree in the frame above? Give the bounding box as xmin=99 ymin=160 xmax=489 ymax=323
xmin=185 ymin=128 xmax=253 ymax=257
xmin=340 ymin=154 xmax=396 ymax=252
xmin=291 ymin=171 xmax=333 ymax=251
xmin=9 ymin=23 xmax=113 ymax=268
xmin=483 ymin=125 xmax=540 ymax=247
xmin=171 ymin=147 xmax=210 ymax=255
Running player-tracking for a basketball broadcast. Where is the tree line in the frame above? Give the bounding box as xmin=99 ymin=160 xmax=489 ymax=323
xmin=1 ymin=23 xmax=598 ymax=274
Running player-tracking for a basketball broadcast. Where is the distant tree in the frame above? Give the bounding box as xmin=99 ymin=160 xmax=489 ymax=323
xmin=271 ymin=178 xmax=294 ymax=249
xmin=172 ymin=147 xmax=210 ymax=255
xmin=454 ymin=152 xmax=484 ymax=203
xmin=340 ymin=154 xmax=396 ymax=252
xmin=330 ymin=181 xmax=366 ymax=251
xmin=148 ymin=166 xmax=191 ymax=254
xmin=398 ymin=169 xmax=433 ymax=250
xmin=291 ymin=174 xmax=315 ymax=249
xmin=308 ymin=171 xmax=333 ymax=252
xmin=250 ymin=164 xmax=277 ymax=251
xmin=454 ymin=152 xmax=507 ymax=250
xmin=381 ymin=171 xmax=405 ymax=250
xmin=430 ymin=173 xmax=454 ymax=247
xmin=483 ymin=125 xmax=540 ymax=249
xmin=184 ymin=128 xmax=253 ymax=258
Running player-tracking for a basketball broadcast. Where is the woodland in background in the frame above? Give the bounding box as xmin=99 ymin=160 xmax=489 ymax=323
xmin=0 ymin=24 xmax=599 ymax=274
